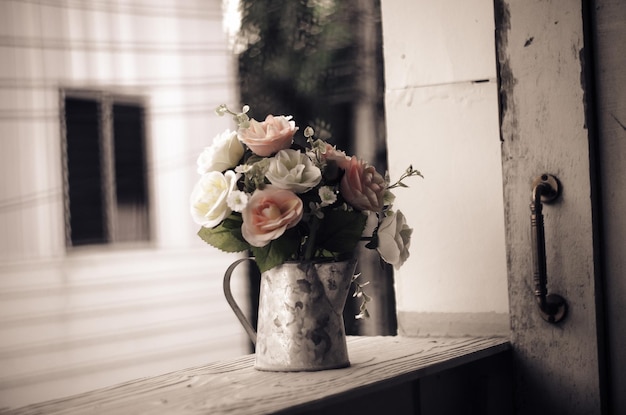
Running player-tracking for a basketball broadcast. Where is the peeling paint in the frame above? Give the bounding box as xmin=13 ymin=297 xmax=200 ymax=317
xmin=497 ymin=0 xmax=605 ymax=413
xmin=580 ymin=46 xmax=592 ymax=131
xmin=494 ymin=0 xmax=517 ymax=143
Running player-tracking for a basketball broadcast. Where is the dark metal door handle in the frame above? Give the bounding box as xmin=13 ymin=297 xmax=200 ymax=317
xmin=530 ymin=174 xmax=568 ymax=323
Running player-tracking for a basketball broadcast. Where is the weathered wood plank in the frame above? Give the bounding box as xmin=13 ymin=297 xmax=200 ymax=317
xmin=5 ymin=336 xmax=509 ymax=415
xmin=494 ymin=0 xmax=605 ymax=413
xmin=592 ymin=0 xmax=626 ymax=412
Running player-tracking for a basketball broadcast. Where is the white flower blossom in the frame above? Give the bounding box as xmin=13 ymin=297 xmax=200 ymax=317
xmin=227 ymin=190 xmax=249 ymax=212
xmin=318 ymin=186 xmax=337 ymax=207
xmin=265 ymin=149 xmax=322 ymax=193
xmin=190 ymin=170 xmax=238 ymax=228
xmin=197 ymin=129 xmax=244 ymax=174
xmin=376 ymin=210 xmax=412 ymax=269
xmin=235 ymin=164 xmax=252 ymax=174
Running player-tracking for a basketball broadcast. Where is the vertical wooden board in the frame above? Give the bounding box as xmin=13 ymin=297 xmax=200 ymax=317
xmin=592 ymin=0 xmax=626 ymax=412
xmin=495 ymin=0 xmax=604 ymax=413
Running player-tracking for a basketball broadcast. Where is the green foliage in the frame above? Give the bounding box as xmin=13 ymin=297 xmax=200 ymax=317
xmin=250 ymin=229 xmax=301 ymax=273
xmin=316 ymin=209 xmax=368 ymax=253
xmin=387 ymin=165 xmax=424 ymax=189
xmin=197 ymin=215 xmax=249 ymax=253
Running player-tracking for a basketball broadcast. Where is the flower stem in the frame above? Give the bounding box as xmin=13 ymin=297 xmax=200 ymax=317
xmin=387 ymin=165 xmax=423 ymax=190
xmin=303 ymin=215 xmax=321 ymax=261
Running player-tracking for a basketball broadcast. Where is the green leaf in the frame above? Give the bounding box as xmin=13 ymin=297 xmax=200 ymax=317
xmin=197 ymin=215 xmax=250 ymax=253
xmin=316 ymin=210 xmax=367 ymax=254
xmin=250 ymin=229 xmax=300 ymax=273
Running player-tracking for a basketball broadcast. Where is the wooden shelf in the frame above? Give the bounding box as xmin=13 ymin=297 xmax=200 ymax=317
xmin=8 ymin=336 xmax=510 ymax=415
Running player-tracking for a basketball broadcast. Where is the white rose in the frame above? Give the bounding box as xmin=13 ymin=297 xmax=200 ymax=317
xmin=265 ymin=149 xmax=322 ymax=193
xmin=376 ymin=210 xmax=412 ymax=269
xmin=190 ymin=170 xmax=238 ymax=228
xmin=197 ymin=130 xmax=244 ymax=174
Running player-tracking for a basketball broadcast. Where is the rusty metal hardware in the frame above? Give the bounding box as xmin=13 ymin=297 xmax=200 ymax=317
xmin=530 ymin=174 xmax=568 ymax=323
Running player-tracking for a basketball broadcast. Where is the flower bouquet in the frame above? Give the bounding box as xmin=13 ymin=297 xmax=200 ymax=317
xmin=191 ymin=105 xmax=421 ymax=318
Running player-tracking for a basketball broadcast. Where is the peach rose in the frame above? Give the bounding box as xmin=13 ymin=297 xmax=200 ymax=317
xmin=340 ymin=157 xmax=386 ymax=212
xmin=237 ymin=114 xmax=297 ymax=157
xmin=319 ymin=143 xmax=351 ymax=181
xmin=241 ymin=186 xmax=303 ymax=247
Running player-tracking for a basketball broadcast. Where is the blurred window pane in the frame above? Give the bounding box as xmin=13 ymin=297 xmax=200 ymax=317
xmin=63 ymin=93 xmax=150 ymax=246
xmin=112 ymin=103 xmax=150 ymax=243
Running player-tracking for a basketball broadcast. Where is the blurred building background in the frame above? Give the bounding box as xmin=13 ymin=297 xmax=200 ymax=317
xmin=0 ymin=0 xmax=249 ymax=407
xmin=0 ymin=0 xmax=390 ymax=408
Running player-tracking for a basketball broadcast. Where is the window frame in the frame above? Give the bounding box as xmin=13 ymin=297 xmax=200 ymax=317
xmin=60 ymin=88 xmax=152 ymax=250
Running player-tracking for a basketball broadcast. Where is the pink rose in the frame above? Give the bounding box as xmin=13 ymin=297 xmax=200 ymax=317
xmin=241 ymin=186 xmax=303 ymax=247
xmin=340 ymin=157 xmax=386 ymax=212
xmin=237 ymin=114 xmax=297 ymax=157
xmin=320 ymin=143 xmax=351 ymax=181
xmin=322 ymin=144 xmax=351 ymax=169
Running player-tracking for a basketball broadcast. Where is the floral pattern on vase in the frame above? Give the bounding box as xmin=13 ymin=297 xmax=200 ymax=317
xmin=254 ymin=259 xmax=355 ymax=371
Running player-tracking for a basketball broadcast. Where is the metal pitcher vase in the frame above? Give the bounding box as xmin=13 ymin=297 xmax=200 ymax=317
xmin=223 ymin=257 xmax=357 ymax=371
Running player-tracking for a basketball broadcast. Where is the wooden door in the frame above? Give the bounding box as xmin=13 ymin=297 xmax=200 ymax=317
xmin=494 ymin=0 xmax=622 ymax=413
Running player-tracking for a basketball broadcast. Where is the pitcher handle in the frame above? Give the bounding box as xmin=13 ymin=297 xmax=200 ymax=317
xmin=223 ymin=257 xmax=257 ymax=345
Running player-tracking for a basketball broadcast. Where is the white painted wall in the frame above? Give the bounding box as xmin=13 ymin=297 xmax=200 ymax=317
xmin=381 ymin=0 xmax=509 ymax=332
xmin=0 ymin=0 xmax=248 ymax=408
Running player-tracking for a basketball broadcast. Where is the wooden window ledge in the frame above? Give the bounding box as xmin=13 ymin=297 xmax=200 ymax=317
xmin=8 ymin=336 xmax=510 ymax=415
